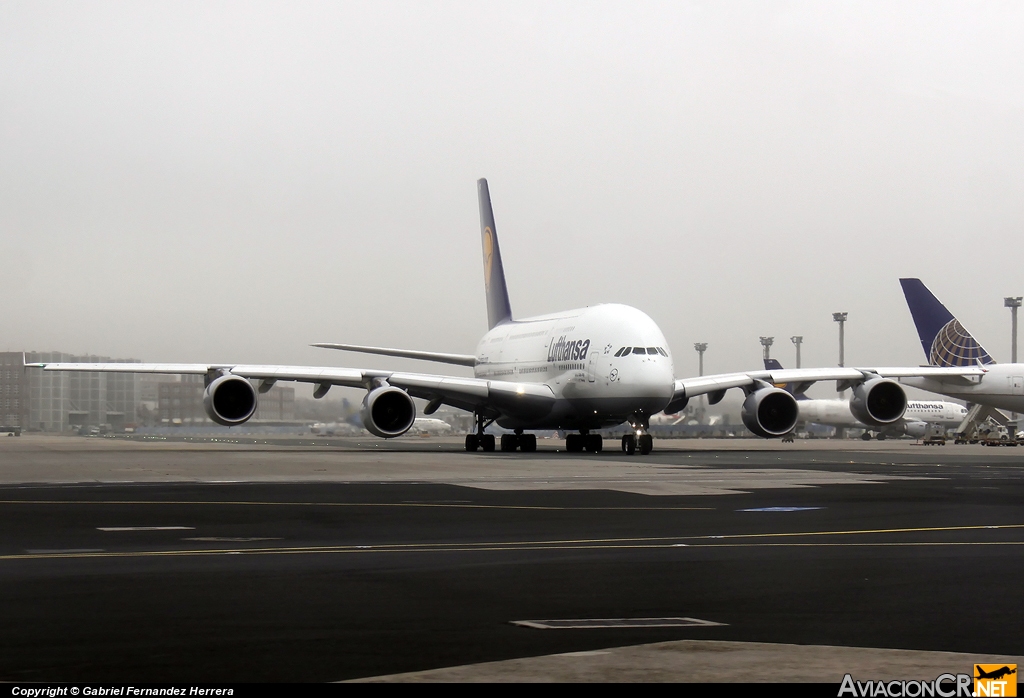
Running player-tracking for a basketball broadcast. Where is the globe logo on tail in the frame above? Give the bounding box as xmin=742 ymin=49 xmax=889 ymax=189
xmin=929 ymin=319 xmax=993 ymax=367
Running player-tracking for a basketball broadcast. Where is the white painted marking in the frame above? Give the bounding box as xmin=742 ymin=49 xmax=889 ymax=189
xmin=182 ymin=537 xmax=281 ymax=542
xmin=512 ymin=617 xmax=726 ymax=630
xmin=26 ymin=548 xmax=104 ymax=554
xmin=738 ymin=507 xmax=824 ymax=512
xmin=97 ymin=526 xmax=195 ymax=532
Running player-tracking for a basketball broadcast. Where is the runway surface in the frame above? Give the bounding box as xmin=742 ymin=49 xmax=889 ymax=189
xmin=0 ymin=435 xmax=1022 ymax=681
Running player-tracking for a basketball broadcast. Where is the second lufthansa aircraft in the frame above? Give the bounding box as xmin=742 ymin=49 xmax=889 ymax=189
xmin=29 ymin=181 xmax=985 ymax=455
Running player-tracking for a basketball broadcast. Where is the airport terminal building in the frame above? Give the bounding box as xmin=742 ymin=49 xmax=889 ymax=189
xmin=0 ymin=352 xmax=140 ymax=432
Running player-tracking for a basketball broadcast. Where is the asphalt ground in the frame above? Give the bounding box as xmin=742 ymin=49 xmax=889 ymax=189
xmin=0 ymin=435 xmax=1022 ymax=682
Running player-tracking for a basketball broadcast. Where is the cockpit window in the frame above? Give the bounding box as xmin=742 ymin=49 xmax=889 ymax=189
xmin=647 ymin=347 xmax=658 ymax=355
xmin=632 ymin=347 xmax=646 ymax=355
xmin=614 ymin=347 xmax=626 ymax=357
xmin=657 ymin=347 xmax=668 ymax=357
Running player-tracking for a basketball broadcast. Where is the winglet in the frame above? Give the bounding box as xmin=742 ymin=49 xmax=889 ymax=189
xmin=899 ymin=278 xmax=995 ymax=366
xmin=477 ymin=179 xmax=513 ymax=329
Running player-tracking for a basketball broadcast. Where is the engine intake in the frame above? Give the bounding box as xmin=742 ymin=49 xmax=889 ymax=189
xmin=741 ymin=386 xmax=799 ymax=438
xmin=849 ymin=377 xmax=906 ymax=427
xmin=203 ymin=374 xmax=257 ymax=426
xmin=361 ymin=386 xmax=416 ymax=438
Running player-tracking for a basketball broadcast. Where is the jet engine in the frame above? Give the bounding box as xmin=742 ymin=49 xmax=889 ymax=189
xmin=849 ymin=377 xmax=907 ymax=427
xmin=361 ymin=386 xmax=416 ymax=438
xmin=741 ymin=386 xmax=799 ymax=438
xmin=903 ymin=421 xmax=928 ymax=439
xmin=203 ymin=374 xmax=258 ymax=426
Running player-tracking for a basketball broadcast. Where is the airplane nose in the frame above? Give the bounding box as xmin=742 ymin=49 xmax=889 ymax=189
xmin=640 ymin=357 xmax=674 ymax=396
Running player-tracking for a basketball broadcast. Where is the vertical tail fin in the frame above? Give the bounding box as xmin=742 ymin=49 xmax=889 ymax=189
xmin=899 ymin=278 xmax=995 ymax=366
xmin=477 ymin=179 xmax=513 ymax=329
xmin=763 ymin=358 xmax=806 ymax=397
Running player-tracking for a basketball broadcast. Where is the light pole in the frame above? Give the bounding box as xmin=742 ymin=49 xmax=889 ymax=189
xmin=759 ymin=336 xmax=774 ymax=362
xmin=1005 ymin=298 xmax=1022 ymax=427
xmin=693 ymin=343 xmax=708 ymax=423
xmin=1005 ymin=297 xmax=1022 ymax=364
xmin=832 ymin=313 xmax=848 ymax=367
xmin=790 ymin=336 xmax=803 ymax=369
xmin=693 ymin=342 xmax=707 ymax=376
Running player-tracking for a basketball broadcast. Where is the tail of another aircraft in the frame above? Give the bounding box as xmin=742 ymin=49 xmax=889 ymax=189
xmin=477 ymin=179 xmax=513 ymax=329
xmin=899 ymin=278 xmax=995 ymax=367
xmin=763 ymin=358 xmax=807 ymax=398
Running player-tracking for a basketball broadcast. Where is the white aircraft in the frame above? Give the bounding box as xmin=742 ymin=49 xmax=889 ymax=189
xmin=411 ymin=417 xmax=452 ymax=435
xmin=764 ymin=359 xmax=968 ymax=439
xmin=899 ymin=279 xmax=1024 ymax=413
xmin=26 ymin=180 xmax=988 ymax=455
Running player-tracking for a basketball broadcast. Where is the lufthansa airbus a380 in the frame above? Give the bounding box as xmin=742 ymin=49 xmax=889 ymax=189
xmin=28 ymin=180 xmax=987 ymax=455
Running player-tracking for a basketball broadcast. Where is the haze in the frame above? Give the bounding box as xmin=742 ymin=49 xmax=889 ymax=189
xmin=3 ymin=1 xmax=1023 ymax=397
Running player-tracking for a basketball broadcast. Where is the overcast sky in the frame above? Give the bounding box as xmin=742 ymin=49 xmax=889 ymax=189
xmin=3 ymin=1 xmax=1023 ymax=397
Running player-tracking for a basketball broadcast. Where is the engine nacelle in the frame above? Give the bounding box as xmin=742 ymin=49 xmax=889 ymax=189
xmin=203 ymin=374 xmax=258 ymax=426
xmin=741 ymin=387 xmax=799 ymax=438
xmin=849 ymin=377 xmax=907 ymax=427
xmin=903 ymin=421 xmax=928 ymax=439
xmin=361 ymin=386 xmax=416 ymax=438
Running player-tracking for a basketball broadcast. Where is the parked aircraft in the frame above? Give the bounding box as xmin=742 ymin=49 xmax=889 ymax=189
xmin=900 ymin=279 xmax=1024 ymax=412
xmin=411 ymin=417 xmax=452 ymax=435
xmin=25 ymin=181 xmax=986 ymax=455
xmin=764 ymin=359 xmax=967 ymax=439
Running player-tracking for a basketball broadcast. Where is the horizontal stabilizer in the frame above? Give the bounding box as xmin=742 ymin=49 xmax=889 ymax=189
xmin=311 ymin=343 xmax=477 ymax=367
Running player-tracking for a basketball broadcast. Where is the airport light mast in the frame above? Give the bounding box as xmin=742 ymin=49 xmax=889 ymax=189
xmin=1005 ymin=297 xmax=1022 ymax=427
xmin=1005 ymin=297 xmax=1022 ymax=364
xmin=790 ymin=336 xmax=803 ymax=369
xmin=833 ymin=312 xmax=848 ymax=407
xmin=694 ymin=342 xmax=707 ymax=377
xmin=693 ymin=342 xmax=708 ymax=424
xmin=832 ymin=313 xmax=848 ymax=367
xmin=759 ymin=336 xmax=774 ymax=362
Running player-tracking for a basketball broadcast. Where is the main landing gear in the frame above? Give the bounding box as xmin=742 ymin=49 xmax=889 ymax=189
xmin=565 ymin=431 xmax=602 ymax=453
xmin=501 ymin=430 xmax=537 ymax=452
xmin=465 ymin=413 xmax=495 ymax=452
xmin=465 ymin=417 xmax=537 ymax=452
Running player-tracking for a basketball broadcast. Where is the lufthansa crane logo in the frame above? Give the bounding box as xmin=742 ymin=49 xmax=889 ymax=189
xmin=483 ymin=227 xmax=494 ymax=286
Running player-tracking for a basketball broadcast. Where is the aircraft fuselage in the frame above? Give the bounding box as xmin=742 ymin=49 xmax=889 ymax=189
xmin=473 ymin=303 xmax=674 ymax=430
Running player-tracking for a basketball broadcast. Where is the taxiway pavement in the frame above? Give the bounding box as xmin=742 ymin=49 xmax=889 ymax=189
xmin=0 ymin=435 xmax=1021 ymax=682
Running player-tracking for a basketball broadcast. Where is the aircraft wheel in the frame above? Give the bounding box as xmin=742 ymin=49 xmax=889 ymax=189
xmin=481 ymin=434 xmax=496 ymax=452
xmin=622 ymin=434 xmax=636 ymax=455
xmin=465 ymin=434 xmax=479 ymax=452
xmin=566 ymin=433 xmax=584 ymax=452
xmin=500 ymin=434 xmax=519 ymax=452
xmin=876 ymin=433 xmax=887 ymax=441
xmin=639 ymin=434 xmax=653 ymax=455
xmin=520 ymin=434 xmax=537 ymax=452
xmin=861 ymin=433 xmax=872 ymax=441
xmin=586 ymin=434 xmax=603 ymax=453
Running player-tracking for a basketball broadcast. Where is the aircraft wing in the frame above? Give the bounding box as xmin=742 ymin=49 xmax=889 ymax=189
xmin=672 ymin=366 xmax=987 ymax=402
xmin=310 ymin=343 xmax=477 ymax=367
xmin=26 ymin=361 xmax=556 ymax=416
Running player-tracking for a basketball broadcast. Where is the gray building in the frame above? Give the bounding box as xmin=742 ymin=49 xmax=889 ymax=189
xmin=0 ymin=352 xmax=140 ymax=432
xmin=0 ymin=353 xmax=29 ymax=429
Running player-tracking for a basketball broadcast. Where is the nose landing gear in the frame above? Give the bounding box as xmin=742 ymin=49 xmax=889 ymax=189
xmin=621 ymin=414 xmax=653 ymax=455
xmin=621 ymin=433 xmax=653 ymax=455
